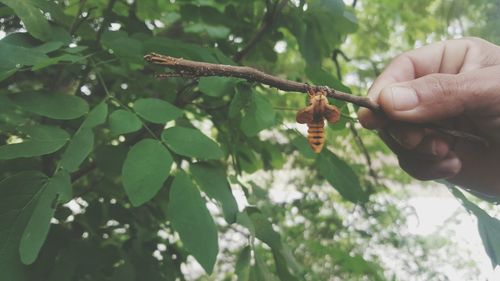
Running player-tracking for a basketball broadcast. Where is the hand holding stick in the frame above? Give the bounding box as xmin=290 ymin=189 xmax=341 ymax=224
xmin=144 ymin=53 xmax=489 ymax=146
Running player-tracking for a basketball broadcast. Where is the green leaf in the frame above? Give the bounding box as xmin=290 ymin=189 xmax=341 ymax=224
xmin=317 ymin=149 xmax=368 ymax=203
xmin=0 ymin=41 xmax=48 ymax=67
xmin=107 ymin=37 xmax=144 ymax=64
xmin=133 ymin=98 xmax=183 ymax=124
xmin=81 ymin=101 xmax=109 ymax=129
xmin=31 ymin=53 xmax=85 ymax=71
xmin=478 ymin=213 xmax=500 ymax=267
xmin=236 ymin=211 xmax=256 ymax=238
xmin=109 ymin=109 xmax=142 ymax=136
xmin=0 ymin=0 xmax=51 ymax=41
xmin=235 ymin=246 xmax=251 ymax=281
xmin=162 ymin=127 xmax=223 ymax=160
xmin=168 ymin=172 xmax=218 ymax=274
xmin=19 ymin=170 xmax=71 ymax=264
xmin=59 ymin=129 xmax=93 ymax=172
xmin=246 ymin=207 xmax=281 ymax=248
xmin=32 ymin=41 xmax=65 ymax=54
xmin=198 ymin=77 xmax=237 ymax=98
xmin=60 ymin=102 xmax=108 ymax=172
xmin=0 ymin=68 xmax=17 ymax=82
xmin=28 ymin=0 xmax=70 ymax=27
xmin=240 ymin=94 xmax=275 ymax=137
xmin=450 ymin=186 xmax=500 ymax=267
xmin=253 ymin=250 xmax=277 ymax=281
xmin=190 ymin=162 xmax=238 ymax=223
xmin=0 ymin=125 xmax=69 ymax=160
xmin=291 ymin=135 xmax=316 ymax=159
xmin=95 ymin=145 xmax=128 ymax=178
xmin=185 ymin=23 xmax=230 ymax=39
xmin=0 ymin=171 xmax=48 ymax=280
xmin=122 ymin=139 xmax=173 ymax=206
xmin=9 ymin=92 xmax=89 ymax=120
xmin=228 ymin=84 xmax=252 ymax=118
xmin=245 ymin=208 xmax=303 ymax=279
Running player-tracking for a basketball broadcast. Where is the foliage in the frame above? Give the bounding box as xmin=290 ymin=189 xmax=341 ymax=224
xmin=0 ymin=0 xmax=498 ymax=281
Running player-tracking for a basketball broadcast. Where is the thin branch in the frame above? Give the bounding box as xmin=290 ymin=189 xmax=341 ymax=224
xmin=233 ymin=0 xmax=288 ymax=62
xmin=144 ymin=53 xmax=489 ymax=146
xmin=71 ymin=162 xmax=97 ymax=182
xmin=92 ymin=60 xmax=162 ymax=143
xmin=333 ymin=49 xmax=379 ymax=182
xmin=95 ymin=0 xmax=117 ymax=44
xmin=348 ymin=122 xmax=379 ymax=183
xmin=332 ymin=48 xmax=351 ymax=80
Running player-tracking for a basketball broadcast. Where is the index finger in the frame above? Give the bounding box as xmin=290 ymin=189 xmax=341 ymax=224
xmin=358 ymin=38 xmax=472 ymax=129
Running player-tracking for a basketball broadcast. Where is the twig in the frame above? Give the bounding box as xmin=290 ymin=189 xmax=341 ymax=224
xmin=333 ymin=49 xmax=379 ymax=183
xmin=71 ymin=162 xmax=97 ymax=182
xmin=95 ymin=0 xmax=117 ymax=43
xmin=348 ymin=122 xmax=379 ymax=182
xmin=332 ymin=49 xmax=351 ymax=79
xmin=144 ymin=53 xmax=489 ymax=146
xmin=92 ymin=60 xmax=163 ymax=143
xmin=233 ymin=0 xmax=288 ymax=62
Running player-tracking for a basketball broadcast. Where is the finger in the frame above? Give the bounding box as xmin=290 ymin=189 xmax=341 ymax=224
xmin=357 ymin=107 xmax=386 ymax=129
xmin=359 ymin=39 xmax=473 ymax=129
xmin=387 ymin=123 xmax=425 ymax=150
xmin=369 ymin=39 xmax=473 ymax=99
xmin=413 ymin=134 xmax=451 ymax=159
xmin=378 ymin=65 xmax=500 ymax=123
xmin=380 ymin=126 xmax=450 ymax=162
xmin=398 ymin=152 xmax=462 ymax=181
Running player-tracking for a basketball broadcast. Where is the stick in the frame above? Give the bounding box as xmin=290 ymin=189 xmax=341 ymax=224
xmin=144 ymin=53 xmax=489 ymax=146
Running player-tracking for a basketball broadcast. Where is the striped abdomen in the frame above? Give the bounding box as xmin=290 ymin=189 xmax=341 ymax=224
xmin=307 ymin=121 xmax=325 ymax=153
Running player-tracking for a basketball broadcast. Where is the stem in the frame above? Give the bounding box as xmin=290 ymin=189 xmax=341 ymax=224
xmin=233 ymin=0 xmax=288 ymax=62
xmin=144 ymin=53 xmax=489 ymax=146
xmin=95 ymin=0 xmax=117 ymax=44
xmin=92 ymin=60 xmax=162 ymax=144
xmin=348 ymin=121 xmax=379 ymax=183
xmin=333 ymin=49 xmax=379 ymax=183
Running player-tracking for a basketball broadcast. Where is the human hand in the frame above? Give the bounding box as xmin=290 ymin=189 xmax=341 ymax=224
xmin=357 ymin=37 xmax=500 ymax=196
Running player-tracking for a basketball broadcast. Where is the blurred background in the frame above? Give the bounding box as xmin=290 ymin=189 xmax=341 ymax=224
xmin=1 ymin=0 xmax=500 ymax=280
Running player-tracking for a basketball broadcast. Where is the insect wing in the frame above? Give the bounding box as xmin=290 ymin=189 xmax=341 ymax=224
xmin=296 ymin=105 xmax=314 ymax=124
xmin=323 ymin=104 xmax=340 ymax=124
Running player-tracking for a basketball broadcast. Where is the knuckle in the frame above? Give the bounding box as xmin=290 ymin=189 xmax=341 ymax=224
xmin=461 ymin=37 xmax=500 ymax=66
xmin=428 ymin=74 xmax=457 ymax=97
xmin=419 ymin=74 xmax=467 ymax=116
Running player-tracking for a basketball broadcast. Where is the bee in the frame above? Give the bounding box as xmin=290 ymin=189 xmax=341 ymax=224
xmin=296 ymin=88 xmax=341 ymax=153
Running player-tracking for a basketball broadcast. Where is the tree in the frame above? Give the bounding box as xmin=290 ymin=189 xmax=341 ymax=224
xmin=0 ymin=0 xmax=498 ymax=280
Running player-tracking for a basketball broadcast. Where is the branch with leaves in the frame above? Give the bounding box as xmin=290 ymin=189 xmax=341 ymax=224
xmin=144 ymin=53 xmax=489 ymax=146
xmin=233 ymin=0 xmax=289 ymax=62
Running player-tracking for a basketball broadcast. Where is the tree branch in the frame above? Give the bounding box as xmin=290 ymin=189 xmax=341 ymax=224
xmin=144 ymin=52 xmax=489 ymax=146
xmin=233 ymin=0 xmax=288 ymax=62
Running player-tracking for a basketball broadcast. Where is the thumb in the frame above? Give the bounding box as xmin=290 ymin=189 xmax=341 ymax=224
xmin=378 ymin=69 xmax=497 ymax=123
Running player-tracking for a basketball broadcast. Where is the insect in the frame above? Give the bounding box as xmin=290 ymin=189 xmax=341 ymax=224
xmin=296 ymin=87 xmax=341 ymax=153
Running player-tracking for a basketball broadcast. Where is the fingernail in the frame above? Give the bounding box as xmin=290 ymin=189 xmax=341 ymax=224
xmin=386 ymin=86 xmax=419 ymax=111
xmin=432 ymin=140 xmax=448 ymax=157
xmin=437 ymin=157 xmax=461 ymax=177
